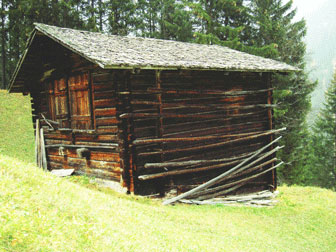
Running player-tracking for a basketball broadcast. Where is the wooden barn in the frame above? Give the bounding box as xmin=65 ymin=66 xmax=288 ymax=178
xmin=9 ymin=23 xmax=296 ymax=201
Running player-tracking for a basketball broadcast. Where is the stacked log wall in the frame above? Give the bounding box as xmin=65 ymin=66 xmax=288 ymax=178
xmin=30 ymin=66 xmax=121 ymax=181
xmin=126 ymin=70 xmax=275 ymax=195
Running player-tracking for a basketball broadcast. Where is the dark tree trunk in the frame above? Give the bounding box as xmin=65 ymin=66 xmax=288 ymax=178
xmin=1 ymin=0 xmax=6 ymax=89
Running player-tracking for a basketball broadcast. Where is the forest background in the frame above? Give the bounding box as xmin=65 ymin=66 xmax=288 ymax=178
xmin=0 ymin=0 xmax=334 ymax=190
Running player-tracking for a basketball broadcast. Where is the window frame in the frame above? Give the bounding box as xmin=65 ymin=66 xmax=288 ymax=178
xmin=45 ymin=71 xmax=95 ymax=131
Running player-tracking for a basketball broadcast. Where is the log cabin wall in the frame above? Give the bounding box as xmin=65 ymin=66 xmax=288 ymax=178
xmin=26 ymin=34 xmax=122 ymax=182
xmin=123 ymin=70 xmax=275 ymax=195
xmin=31 ymin=69 xmax=122 ymax=182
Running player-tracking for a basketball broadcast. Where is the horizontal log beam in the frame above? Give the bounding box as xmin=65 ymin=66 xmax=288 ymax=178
xmin=162 ymin=136 xmax=282 ymax=205
xmin=138 ymin=128 xmax=285 ymax=157
xmin=118 ymin=88 xmax=273 ymax=96
xmin=143 ymin=151 xmax=254 ymax=169
xmin=120 ymin=110 xmax=263 ymax=119
xmin=134 ymin=130 xmax=274 ymax=145
xmin=138 ymin=158 xmax=244 ymax=181
xmin=45 ymin=144 xmax=118 ymax=150
xmin=147 ymin=87 xmax=274 ymax=96
xmin=138 ymin=146 xmax=281 ymax=181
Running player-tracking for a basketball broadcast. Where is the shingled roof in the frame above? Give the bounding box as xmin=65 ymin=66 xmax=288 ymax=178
xmin=33 ymin=23 xmax=297 ymax=72
xmin=9 ymin=23 xmax=298 ymax=92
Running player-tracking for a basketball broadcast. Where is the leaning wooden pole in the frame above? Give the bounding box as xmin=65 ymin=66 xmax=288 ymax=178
xmin=162 ymin=135 xmax=283 ymax=205
xmin=40 ymin=127 xmax=47 ymax=170
xmin=35 ymin=119 xmax=40 ymax=166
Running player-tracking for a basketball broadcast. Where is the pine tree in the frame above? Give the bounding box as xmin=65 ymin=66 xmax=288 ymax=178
xmin=0 ymin=0 xmax=8 ymax=89
xmin=309 ymin=71 xmax=336 ymax=190
xmin=106 ymin=0 xmax=136 ymax=35
xmin=247 ymin=0 xmax=316 ymax=183
xmin=135 ymin=0 xmax=161 ymax=38
xmin=4 ymin=0 xmax=88 ymax=83
xmin=158 ymin=0 xmax=193 ymax=42
xmin=187 ymin=0 xmax=249 ymax=49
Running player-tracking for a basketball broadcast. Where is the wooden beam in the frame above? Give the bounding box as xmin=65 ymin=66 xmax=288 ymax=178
xmin=138 ymin=128 xmax=285 ymax=157
xmin=196 ymin=161 xmax=284 ymax=201
xmin=162 ymin=136 xmax=282 ymax=205
xmin=40 ymin=128 xmax=47 ymax=170
xmin=120 ymin=110 xmax=264 ymax=119
xmin=118 ymin=87 xmax=274 ymax=96
xmin=138 ymin=146 xmax=281 ymax=181
xmin=143 ymin=151 xmax=254 ymax=169
xmin=45 ymin=144 xmax=118 ymax=150
xmin=133 ymin=129 xmax=274 ymax=145
xmin=138 ymin=158 xmax=244 ymax=181
xmin=191 ymin=158 xmax=277 ymax=198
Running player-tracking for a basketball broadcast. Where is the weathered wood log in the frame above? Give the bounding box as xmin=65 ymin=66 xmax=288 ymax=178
xmin=47 ymin=148 xmax=120 ymax=162
xmin=40 ymin=113 xmax=54 ymax=130
xmin=138 ymin=128 xmax=285 ymax=157
xmin=163 ymin=120 xmax=268 ymax=138
xmin=139 ymin=146 xmax=280 ymax=181
xmin=138 ymin=158 xmax=244 ymax=181
xmin=190 ymin=158 xmax=277 ymax=198
xmin=40 ymin=128 xmax=47 ymax=170
xmin=130 ymin=100 xmax=276 ymax=110
xmin=143 ymin=151 xmax=254 ymax=169
xmin=131 ymin=100 xmax=160 ymax=105
xmin=216 ymin=146 xmax=283 ymax=184
xmin=120 ymin=110 xmax=263 ymax=119
xmin=180 ymin=190 xmax=278 ymax=206
xmin=45 ymin=144 xmax=118 ymax=150
xmin=118 ymin=87 xmax=273 ymax=96
xmin=162 ymin=142 xmax=262 ymax=164
xmin=35 ymin=119 xmax=40 ymax=166
xmin=205 ymin=190 xmax=277 ymax=202
xmin=162 ymin=136 xmax=282 ymax=205
xmin=133 ymin=129 xmax=282 ymax=145
xmin=162 ymin=115 xmax=266 ymax=135
xmin=195 ymin=161 xmax=284 ymax=201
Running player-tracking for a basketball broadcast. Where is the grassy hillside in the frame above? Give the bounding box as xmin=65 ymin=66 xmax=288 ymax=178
xmin=0 ymin=90 xmax=336 ymax=251
xmin=0 ymin=90 xmax=35 ymax=163
xmin=1 ymin=155 xmax=336 ymax=252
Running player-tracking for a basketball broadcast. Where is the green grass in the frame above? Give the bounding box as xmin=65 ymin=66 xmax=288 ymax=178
xmin=0 ymin=90 xmax=336 ymax=251
xmin=1 ymin=155 xmax=336 ymax=252
xmin=0 ymin=90 xmax=35 ymax=163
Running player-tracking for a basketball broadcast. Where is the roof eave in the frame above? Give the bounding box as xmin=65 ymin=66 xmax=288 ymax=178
xmin=102 ymin=64 xmax=298 ymax=73
xmin=34 ymin=23 xmax=104 ymax=69
xmin=8 ymin=29 xmax=38 ymax=93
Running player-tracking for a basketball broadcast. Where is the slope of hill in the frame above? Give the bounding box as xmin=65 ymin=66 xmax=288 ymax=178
xmin=1 ymin=154 xmax=336 ymax=252
xmin=0 ymin=90 xmax=35 ymax=163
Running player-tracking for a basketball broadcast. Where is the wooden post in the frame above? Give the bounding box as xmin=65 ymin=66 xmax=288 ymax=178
xmin=156 ymin=70 xmax=166 ymax=196
xmin=162 ymin=136 xmax=282 ymax=205
xmin=266 ymin=72 xmax=276 ymax=191
xmin=40 ymin=127 xmax=47 ymax=170
xmin=35 ymin=119 xmax=40 ymax=166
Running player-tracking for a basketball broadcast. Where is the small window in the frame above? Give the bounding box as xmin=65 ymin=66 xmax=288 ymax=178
xmin=46 ymin=78 xmax=70 ymax=128
xmin=46 ymin=72 xmax=92 ymax=130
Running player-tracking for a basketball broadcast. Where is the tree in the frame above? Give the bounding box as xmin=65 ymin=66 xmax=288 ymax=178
xmin=309 ymin=71 xmax=336 ymax=190
xmin=247 ymin=0 xmax=316 ymax=183
xmin=3 ymin=0 xmax=88 ymax=87
xmin=0 ymin=0 xmax=8 ymax=89
xmin=106 ymin=0 xmax=136 ymax=35
xmin=158 ymin=0 xmax=193 ymax=42
xmin=187 ymin=0 xmax=250 ymax=49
